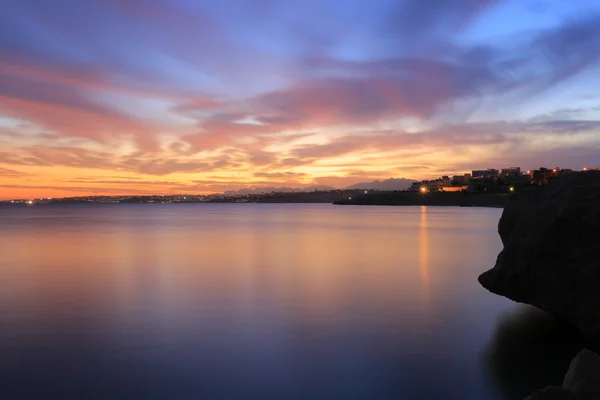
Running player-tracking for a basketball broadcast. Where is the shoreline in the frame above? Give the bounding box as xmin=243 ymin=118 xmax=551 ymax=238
xmin=0 ymin=195 xmax=508 ymax=208
xmin=334 ymin=203 xmax=505 ymax=208
xmin=0 ymin=200 xmax=506 ymax=208
xmin=334 ymin=190 xmax=509 ymax=208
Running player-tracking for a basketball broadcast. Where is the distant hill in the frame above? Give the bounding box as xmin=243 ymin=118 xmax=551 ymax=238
xmin=344 ymin=178 xmax=416 ymax=191
xmin=224 ymin=185 xmax=335 ymax=195
xmin=223 ymin=178 xmax=416 ymax=196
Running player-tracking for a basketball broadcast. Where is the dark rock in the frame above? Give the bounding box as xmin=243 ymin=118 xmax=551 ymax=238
xmin=524 ymin=386 xmax=572 ymax=400
xmin=525 ymin=349 xmax=600 ymax=399
xmin=483 ymin=306 xmax=583 ymax=400
xmin=479 ymin=171 xmax=600 ymax=341
xmin=562 ymin=349 xmax=600 ymax=396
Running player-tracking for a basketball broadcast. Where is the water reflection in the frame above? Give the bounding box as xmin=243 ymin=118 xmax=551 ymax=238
xmin=0 ymin=204 xmax=521 ymax=398
xmin=418 ymin=206 xmax=430 ymax=303
xmin=484 ymin=306 xmax=583 ymax=400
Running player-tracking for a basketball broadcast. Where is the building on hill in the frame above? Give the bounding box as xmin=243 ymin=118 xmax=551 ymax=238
xmin=532 ymin=168 xmax=552 ymax=185
xmin=427 ymin=180 xmax=444 ymax=191
xmin=472 ymin=169 xmax=499 ymax=180
xmin=501 ymin=167 xmax=521 ymax=178
xmin=452 ymin=174 xmax=472 ymax=185
xmin=440 ymin=176 xmax=452 ymax=187
xmin=529 ymin=167 xmax=575 ymax=185
xmin=410 ymin=177 xmax=449 ymax=192
xmin=467 ymin=178 xmax=497 ymax=193
xmin=556 ymin=168 xmax=574 ymax=176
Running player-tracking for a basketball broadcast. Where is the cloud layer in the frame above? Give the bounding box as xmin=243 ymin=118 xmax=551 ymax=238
xmin=1 ymin=0 xmax=600 ymax=198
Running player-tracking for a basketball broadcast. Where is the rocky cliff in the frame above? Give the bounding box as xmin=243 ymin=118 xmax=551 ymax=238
xmin=478 ymin=171 xmax=600 ymax=342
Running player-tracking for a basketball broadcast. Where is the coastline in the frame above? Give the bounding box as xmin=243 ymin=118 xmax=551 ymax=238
xmin=333 ymin=191 xmax=509 ymax=208
xmin=0 ymin=191 xmax=509 ymax=208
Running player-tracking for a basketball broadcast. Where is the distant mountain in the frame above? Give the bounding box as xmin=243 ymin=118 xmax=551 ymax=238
xmin=344 ymin=178 xmax=416 ymax=191
xmin=224 ymin=185 xmax=335 ymax=195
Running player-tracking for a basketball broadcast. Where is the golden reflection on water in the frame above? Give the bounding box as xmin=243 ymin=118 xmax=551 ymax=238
xmin=0 ymin=204 xmax=503 ymax=332
xmin=418 ymin=206 xmax=430 ymax=303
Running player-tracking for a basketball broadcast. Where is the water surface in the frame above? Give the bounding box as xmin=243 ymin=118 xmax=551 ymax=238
xmin=0 ymin=204 xmax=580 ymax=399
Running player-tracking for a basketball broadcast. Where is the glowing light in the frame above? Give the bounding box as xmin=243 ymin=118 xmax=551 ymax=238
xmin=584 ymin=167 xmax=588 ymax=171
xmin=348 ymin=197 xmax=352 ymax=200
xmin=552 ymin=169 xmax=557 ymax=173
xmin=27 ymin=200 xmax=33 ymax=205
xmin=364 ymin=191 xmax=368 ymax=194
xmin=509 ymin=187 xmax=514 ymax=192
xmin=420 ymin=187 xmax=428 ymax=193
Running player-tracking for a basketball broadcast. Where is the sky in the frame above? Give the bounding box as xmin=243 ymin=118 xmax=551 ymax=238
xmin=1 ymin=0 xmax=600 ymax=199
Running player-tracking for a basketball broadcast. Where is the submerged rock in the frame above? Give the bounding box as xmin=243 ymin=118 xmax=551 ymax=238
xmin=525 ymin=349 xmax=600 ymax=399
xmin=479 ymin=171 xmax=600 ymax=341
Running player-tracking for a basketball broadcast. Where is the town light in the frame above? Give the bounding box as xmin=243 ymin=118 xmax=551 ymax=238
xmin=509 ymin=187 xmax=515 ymax=192
xmin=420 ymin=186 xmax=428 ymax=193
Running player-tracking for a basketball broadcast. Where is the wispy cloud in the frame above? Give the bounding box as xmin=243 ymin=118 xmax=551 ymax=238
xmin=0 ymin=166 xmax=29 ymax=177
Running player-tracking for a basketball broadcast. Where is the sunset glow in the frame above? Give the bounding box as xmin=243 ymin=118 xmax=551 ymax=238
xmin=1 ymin=0 xmax=600 ymax=199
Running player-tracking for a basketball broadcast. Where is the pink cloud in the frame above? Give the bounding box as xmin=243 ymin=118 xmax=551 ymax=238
xmin=0 ymin=95 xmax=160 ymax=151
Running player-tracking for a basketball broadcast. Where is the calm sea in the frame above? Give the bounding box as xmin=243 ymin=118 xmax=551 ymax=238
xmin=0 ymin=204 xmax=582 ymax=399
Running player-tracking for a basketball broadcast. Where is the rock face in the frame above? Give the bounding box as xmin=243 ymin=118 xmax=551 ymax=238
xmin=525 ymin=349 xmax=600 ymax=399
xmin=479 ymin=171 xmax=600 ymax=341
